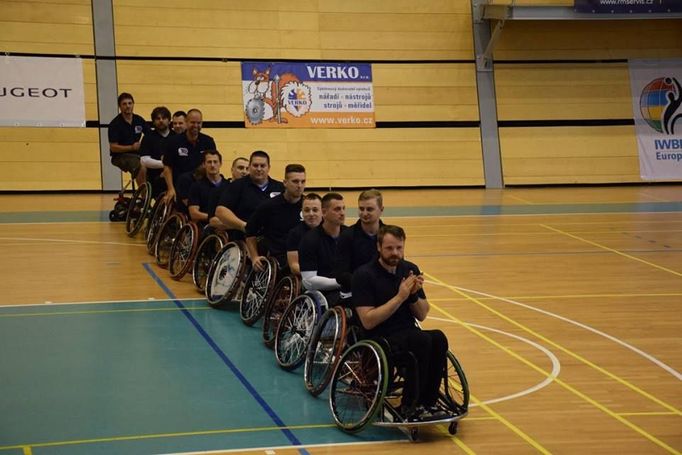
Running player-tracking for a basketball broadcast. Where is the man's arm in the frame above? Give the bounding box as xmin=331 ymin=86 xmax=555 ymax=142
xmin=110 ymin=142 xmax=140 ymax=154
xmin=162 ymin=166 xmax=175 ymax=202
xmin=216 ymin=206 xmax=246 ymax=231
xmin=354 ymin=274 xmax=416 ymax=331
xmin=287 ymin=251 xmax=301 ymax=275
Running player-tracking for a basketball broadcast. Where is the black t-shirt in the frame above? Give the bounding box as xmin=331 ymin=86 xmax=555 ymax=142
xmin=206 ymin=178 xmax=231 ymax=219
xmin=245 ymin=194 xmax=302 ymax=258
xmin=217 ymin=176 xmax=284 ymax=222
xmin=189 ymin=176 xmax=226 ymax=215
xmin=107 ymin=113 xmax=147 ymax=156
xmin=335 ymin=219 xmax=384 ymax=293
xmin=162 ymin=132 xmax=216 ymax=182
xmin=286 ymin=222 xmax=311 ymax=252
xmin=299 ymin=224 xmax=348 ymax=279
xmin=352 ymin=259 xmax=427 ymax=338
xmin=139 ymin=128 xmax=173 ymax=181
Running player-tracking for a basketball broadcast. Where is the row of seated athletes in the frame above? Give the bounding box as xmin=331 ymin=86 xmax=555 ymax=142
xmin=108 ymin=93 xmax=451 ymax=422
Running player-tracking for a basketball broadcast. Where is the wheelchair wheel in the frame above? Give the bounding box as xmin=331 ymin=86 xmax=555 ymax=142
xmin=205 ymin=241 xmax=248 ymax=308
xmin=125 ymin=181 xmax=152 ymax=237
xmin=240 ymin=257 xmax=278 ymax=326
xmin=274 ymin=293 xmax=320 ymax=371
xmin=146 ymin=196 xmax=173 ymax=255
xmin=304 ymin=306 xmax=348 ymax=397
xmin=329 ymin=340 xmax=389 ymax=433
xmin=168 ymin=222 xmax=200 ymax=280
xmin=262 ymin=275 xmax=300 ymax=348
xmin=438 ymin=351 xmax=470 ymax=416
xmin=154 ymin=213 xmax=186 ymax=269
xmin=192 ymin=233 xmax=226 ymax=293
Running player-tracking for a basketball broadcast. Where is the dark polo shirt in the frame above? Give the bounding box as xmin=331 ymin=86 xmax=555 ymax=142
xmin=107 ymin=113 xmax=147 ymax=156
xmin=189 ymin=175 xmax=226 ymax=215
xmin=299 ymin=223 xmax=348 ymax=279
xmin=140 ymin=128 xmax=173 ymax=181
xmin=335 ymin=219 xmax=385 ymax=293
xmin=351 ymin=259 xmax=427 ymax=338
xmin=245 ymin=194 xmax=302 ymax=259
xmin=217 ymin=176 xmax=284 ymax=223
xmin=286 ymin=222 xmax=312 ymax=253
xmin=162 ymin=132 xmax=216 ymax=182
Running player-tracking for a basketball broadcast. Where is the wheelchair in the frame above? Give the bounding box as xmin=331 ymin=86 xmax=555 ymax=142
xmin=154 ymin=212 xmax=188 ymax=268
xmin=262 ymin=275 xmax=301 ymax=348
xmin=274 ymin=290 xmax=328 ymax=371
xmin=124 ymin=181 xmax=153 ymax=237
xmin=192 ymin=231 xmax=229 ymax=293
xmin=168 ymin=221 xmax=201 ymax=280
xmin=204 ymin=240 xmax=250 ymax=308
xmin=109 ymin=178 xmax=134 ymax=222
xmin=328 ymin=337 xmax=469 ymax=441
xmin=239 ymin=257 xmax=279 ymax=326
xmin=145 ymin=196 xmax=173 ymax=255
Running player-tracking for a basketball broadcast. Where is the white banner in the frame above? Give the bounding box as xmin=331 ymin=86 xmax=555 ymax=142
xmin=629 ymin=59 xmax=682 ymax=180
xmin=0 ymin=56 xmax=85 ymax=127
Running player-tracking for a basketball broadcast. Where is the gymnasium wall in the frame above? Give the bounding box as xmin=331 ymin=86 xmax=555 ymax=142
xmin=0 ymin=0 xmax=681 ymax=190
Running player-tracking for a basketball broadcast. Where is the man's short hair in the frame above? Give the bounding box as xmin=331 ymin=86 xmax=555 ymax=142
xmin=151 ymin=106 xmax=171 ymax=120
xmin=172 ymin=110 xmax=186 ymax=118
xmin=117 ymin=92 xmax=134 ymax=106
xmin=378 ymin=225 xmax=406 ymax=245
xmin=232 ymin=156 xmax=248 ymax=167
xmin=203 ymin=150 xmax=222 ymax=163
xmin=250 ymin=150 xmax=270 ymax=165
xmin=186 ymin=108 xmax=202 ymax=118
xmin=358 ymin=188 xmax=383 ymax=209
xmin=285 ymin=163 xmax=306 ymax=176
xmin=321 ymin=192 xmax=343 ymax=209
xmin=304 ymin=192 xmax=322 ymax=203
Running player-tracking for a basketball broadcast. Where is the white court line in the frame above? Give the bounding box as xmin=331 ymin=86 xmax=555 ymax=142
xmin=0 ymin=221 xmax=108 ymax=226
xmin=0 ymin=297 xmax=204 ymax=308
xmin=429 ymin=318 xmax=561 ymax=407
xmin=0 ymin=236 xmax=145 ymax=247
xmin=159 ymin=439 xmax=406 ymax=455
xmin=426 ymin=281 xmax=682 ymax=381
xmin=388 ymin=210 xmax=682 ymax=220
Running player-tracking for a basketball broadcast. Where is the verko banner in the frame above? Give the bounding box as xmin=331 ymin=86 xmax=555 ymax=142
xmin=628 ymin=59 xmax=682 ymax=180
xmin=241 ymin=61 xmax=375 ymax=128
xmin=0 ymin=56 xmax=85 ymax=127
xmin=574 ymin=0 xmax=682 ymax=13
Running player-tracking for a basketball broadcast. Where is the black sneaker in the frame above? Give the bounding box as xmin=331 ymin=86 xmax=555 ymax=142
xmin=426 ymin=405 xmax=449 ymax=420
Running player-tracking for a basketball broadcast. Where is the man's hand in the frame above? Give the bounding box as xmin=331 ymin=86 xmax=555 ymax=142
xmin=410 ymin=273 xmax=424 ymax=294
xmin=251 ymin=255 xmax=267 ymax=272
xmin=131 ymin=141 xmax=141 ymax=152
xmin=398 ymin=273 xmax=417 ymax=301
xmin=163 ymin=187 xmax=176 ymax=204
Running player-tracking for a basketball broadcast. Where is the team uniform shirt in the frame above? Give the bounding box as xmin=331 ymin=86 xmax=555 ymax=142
xmin=286 ymin=222 xmax=312 ymax=253
xmin=107 ymin=113 xmax=147 ymax=156
xmin=335 ymin=219 xmax=385 ymax=293
xmin=217 ymin=176 xmax=284 ymax=224
xmin=206 ymin=178 xmax=231 ymax=219
xmin=245 ymin=194 xmax=302 ymax=259
xmin=299 ymin=224 xmax=348 ymax=279
xmin=351 ymin=259 xmax=427 ymax=338
xmin=139 ymin=128 xmax=174 ymax=181
xmin=189 ymin=175 xmax=227 ymax=216
xmin=162 ymin=132 xmax=216 ymax=182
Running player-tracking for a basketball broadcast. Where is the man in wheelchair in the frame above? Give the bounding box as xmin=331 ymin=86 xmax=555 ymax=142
xmin=352 ymin=224 xmax=449 ymax=422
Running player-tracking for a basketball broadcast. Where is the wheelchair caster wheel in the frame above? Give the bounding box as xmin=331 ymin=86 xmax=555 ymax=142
xmin=448 ymin=421 xmax=458 ymax=435
xmin=409 ymin=427 xmax=419 ymax=441
xmin=109 ymin=210 xmax=118 ymax=222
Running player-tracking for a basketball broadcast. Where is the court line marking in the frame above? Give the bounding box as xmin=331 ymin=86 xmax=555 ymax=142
xmin=401 ymin=219 xmax=682 ymax=228
xmin=429 ymin=317 xmax=561 ymax=407
xmin=0 ymin=424 xmax=338 ymax=452
xmin=410 ymin=229 xmax=682 ymax=237
xmin=617 ymin=412 xmax=679 ymax=417
xmin=22 ymin=448 xmax=31 ymax=455
xmin=0 ymin=306 xmax=212 ymax=318
xmin=429 ymin=292 xmax=682 ymax=302
xmin=143 ymin=263 xmax=311 ymax=455
xmin=158 ymin=439 xmax=406 ymax=455
xmin=427 ymin=283 xmax=682 ymax=382
xmin=0 ymin=236 xmax=145 ymax=247
xmin=541 ymin=224 xmax=682 ymax=277
xmin=426 ymin=273 xmax=680 ymax=454
xmin=0 ymin=297 xmax=202 ymax=308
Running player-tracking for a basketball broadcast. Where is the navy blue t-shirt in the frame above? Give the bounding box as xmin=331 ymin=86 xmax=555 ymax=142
xmin=107 ymin=113 xmax=147 ymax=156
xmin=245 ymin=194 xmax=302 ymax=258
xmin=162 ymin=132 xmax=216 ymax=182
xmin=299 ymin=224 xmax=348 ymax=279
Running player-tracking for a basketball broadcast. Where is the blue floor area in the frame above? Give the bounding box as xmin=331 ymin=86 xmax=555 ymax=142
xmin=0 ymin=300 xmax=403 ymax=454
xmin=1 ymin=200 xmax=681 ymax=224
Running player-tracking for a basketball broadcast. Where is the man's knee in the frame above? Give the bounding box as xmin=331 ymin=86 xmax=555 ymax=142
xmin=427 ymin=329 xmax=449 ymax=353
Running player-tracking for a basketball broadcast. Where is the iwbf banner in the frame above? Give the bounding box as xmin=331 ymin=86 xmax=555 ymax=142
xmin=629 ymin=59 xmax=682 ymax=180
xmin=241 ymin=62 xmax=374 ymax=128
xmin=0 ymin=56 xmax=85 ymax=127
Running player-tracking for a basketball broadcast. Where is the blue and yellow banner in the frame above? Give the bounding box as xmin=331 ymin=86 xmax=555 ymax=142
xmin=241 ymin=62 xmax=375 ymax=128
xmin=574 ymin=0 xmax=682 ymax=13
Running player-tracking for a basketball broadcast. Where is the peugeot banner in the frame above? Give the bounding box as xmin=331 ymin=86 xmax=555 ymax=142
xmin=0 ymin=56 xmax=85 ymax=127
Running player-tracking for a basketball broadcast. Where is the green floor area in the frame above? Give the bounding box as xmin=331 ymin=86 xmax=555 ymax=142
xmin=0 ymin=300 xmax=403 ymax=454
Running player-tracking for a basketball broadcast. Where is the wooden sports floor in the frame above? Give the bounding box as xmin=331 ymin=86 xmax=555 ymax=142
xmin=0 ymin=186 xmax=680 ymax=455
